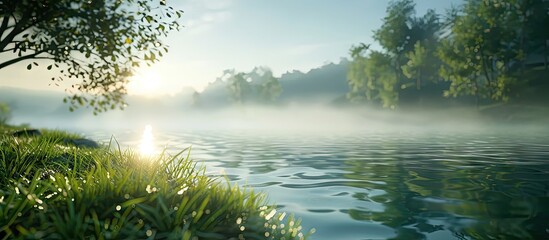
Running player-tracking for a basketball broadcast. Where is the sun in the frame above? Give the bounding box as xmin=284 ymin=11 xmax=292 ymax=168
xmin=127 ymin=70 xmax=161 ymax=96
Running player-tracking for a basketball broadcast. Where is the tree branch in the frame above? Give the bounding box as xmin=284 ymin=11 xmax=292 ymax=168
xmin=0 ymin=50 xmax=49 ymax=69
xmin=0 ymin=11 xmax=30 ymax=52
xmin=0 ymin=16 xmax=10 ymax=40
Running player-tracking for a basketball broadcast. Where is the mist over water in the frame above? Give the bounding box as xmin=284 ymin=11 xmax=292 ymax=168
xmin=11 ymin=103 xmax=547 ymax=135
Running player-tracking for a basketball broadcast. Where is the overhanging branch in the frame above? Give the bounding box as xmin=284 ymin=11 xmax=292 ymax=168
xmin=0 ymin=50 xmax=49 ymax=69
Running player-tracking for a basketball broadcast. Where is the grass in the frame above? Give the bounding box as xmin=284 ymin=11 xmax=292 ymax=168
xmin=0 ymin=125 xmax=313 ymax=239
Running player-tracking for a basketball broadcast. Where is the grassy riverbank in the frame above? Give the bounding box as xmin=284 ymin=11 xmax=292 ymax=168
xmin=0 ymin=126 xmax=312 ymax=239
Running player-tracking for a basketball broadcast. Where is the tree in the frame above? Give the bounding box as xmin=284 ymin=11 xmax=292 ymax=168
xmin=366 ymin=51 xmax=399 ymax=109
xmin=512 ymin=0 xmax=549 ymax=70
xmin=0 ymin=0 xmax=183 ymax=114
xmin=347 ymin=43 xmax=398 ymax=109
xmin=402 ymin=9 xmax=442 ymax=90
xmin=438 ymin=0 xmax=520 ymax=106
xmin=364 ymin=0 xmax=442 ymax=107
xmin=222 ymin=67 xmax=282 ymax=105
xmin=225 ymin=70 xmax=252 ymax=105
xmin=248 ymin=67 xmax=282 ymax=104
xmin=373 ymin=0 xmax=416 ymax=84
xmin=347 ymin=43 xmax=371 ymax=103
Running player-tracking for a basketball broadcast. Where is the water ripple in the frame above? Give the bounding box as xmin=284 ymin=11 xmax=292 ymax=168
xmin=88 ymin=129 xmax=549 ymax=240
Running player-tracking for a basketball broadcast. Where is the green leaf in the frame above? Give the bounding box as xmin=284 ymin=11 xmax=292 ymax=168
xmin=27 ymin=64 xmax=32 ymax=70
xmin=145 ymin=16 xmax=153 ymax=23
xmin=47 ymin=65 xmax=52 ymax=70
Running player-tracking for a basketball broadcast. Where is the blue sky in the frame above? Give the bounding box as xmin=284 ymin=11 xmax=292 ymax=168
xmin=0 ymin=0 xmax=462 ymax=96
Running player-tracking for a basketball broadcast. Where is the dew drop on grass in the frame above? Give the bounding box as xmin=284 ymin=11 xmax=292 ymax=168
xmin=116 ymin=205 xmax=121 ymax=211
xmin=240 ymin=226 xmax=245 ymax=231
xmin=265 ymin=209 xmax=276 ymax=220
xmin=236 ymin=217 xmax=242 ymax=224
xmin=124 ymin=194 xmax=130 ymax=199
xmin=146 ymin=229 xmax=153 ymax=237
xmin=15 ymin=187 xmax=19 ymax=195
xmin=265 ymin=232 xmax=270 ymax=237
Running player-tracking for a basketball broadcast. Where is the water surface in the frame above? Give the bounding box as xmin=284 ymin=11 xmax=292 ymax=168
xmin=87 ymin=128 xmax=549 ymax=240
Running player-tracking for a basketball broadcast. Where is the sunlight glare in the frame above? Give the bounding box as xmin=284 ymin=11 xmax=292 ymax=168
xmin=139 ymin=124 xmax=155 ymax=156
xmin=128 ymin=70 xmax=161 ymax=96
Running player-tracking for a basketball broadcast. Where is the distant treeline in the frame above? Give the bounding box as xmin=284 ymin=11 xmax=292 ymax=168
xmin=348 ymin=0 xmax=549 ymax=108
xmin=193 ymin=62 xmax=350 ymax=107
xmin=193 ymin=67 xmax=283 ymax=106
xmin=194 ymin=0 xmax=549 ymax=109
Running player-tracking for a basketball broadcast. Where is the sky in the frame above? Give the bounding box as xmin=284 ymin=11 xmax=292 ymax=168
xmin=0 ymin=0 xmax=463 ymax=96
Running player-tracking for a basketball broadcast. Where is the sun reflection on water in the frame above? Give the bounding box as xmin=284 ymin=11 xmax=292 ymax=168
xmin=139 ymin=124 xmax=155 ymax=156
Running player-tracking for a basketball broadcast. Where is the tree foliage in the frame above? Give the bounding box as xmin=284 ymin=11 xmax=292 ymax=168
xmin=349 ymin=0 xmax=441 ymax=108
xmin=439 ymin=0 xmax=547 ymax=102
xmin=347 ymin=44 xmax=398 ymax=108
xmin=349 ymin=0 xmax=548 ymax=108
xmin=224 ymin=67 xmax=282 ymax=105
xmin=402 ymin=9 xmax=442 ymax=90
xmin=225 ymin=70 xmax=252 ymax=105
xmin=0 ymin=0 xmax=183 ymax=114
